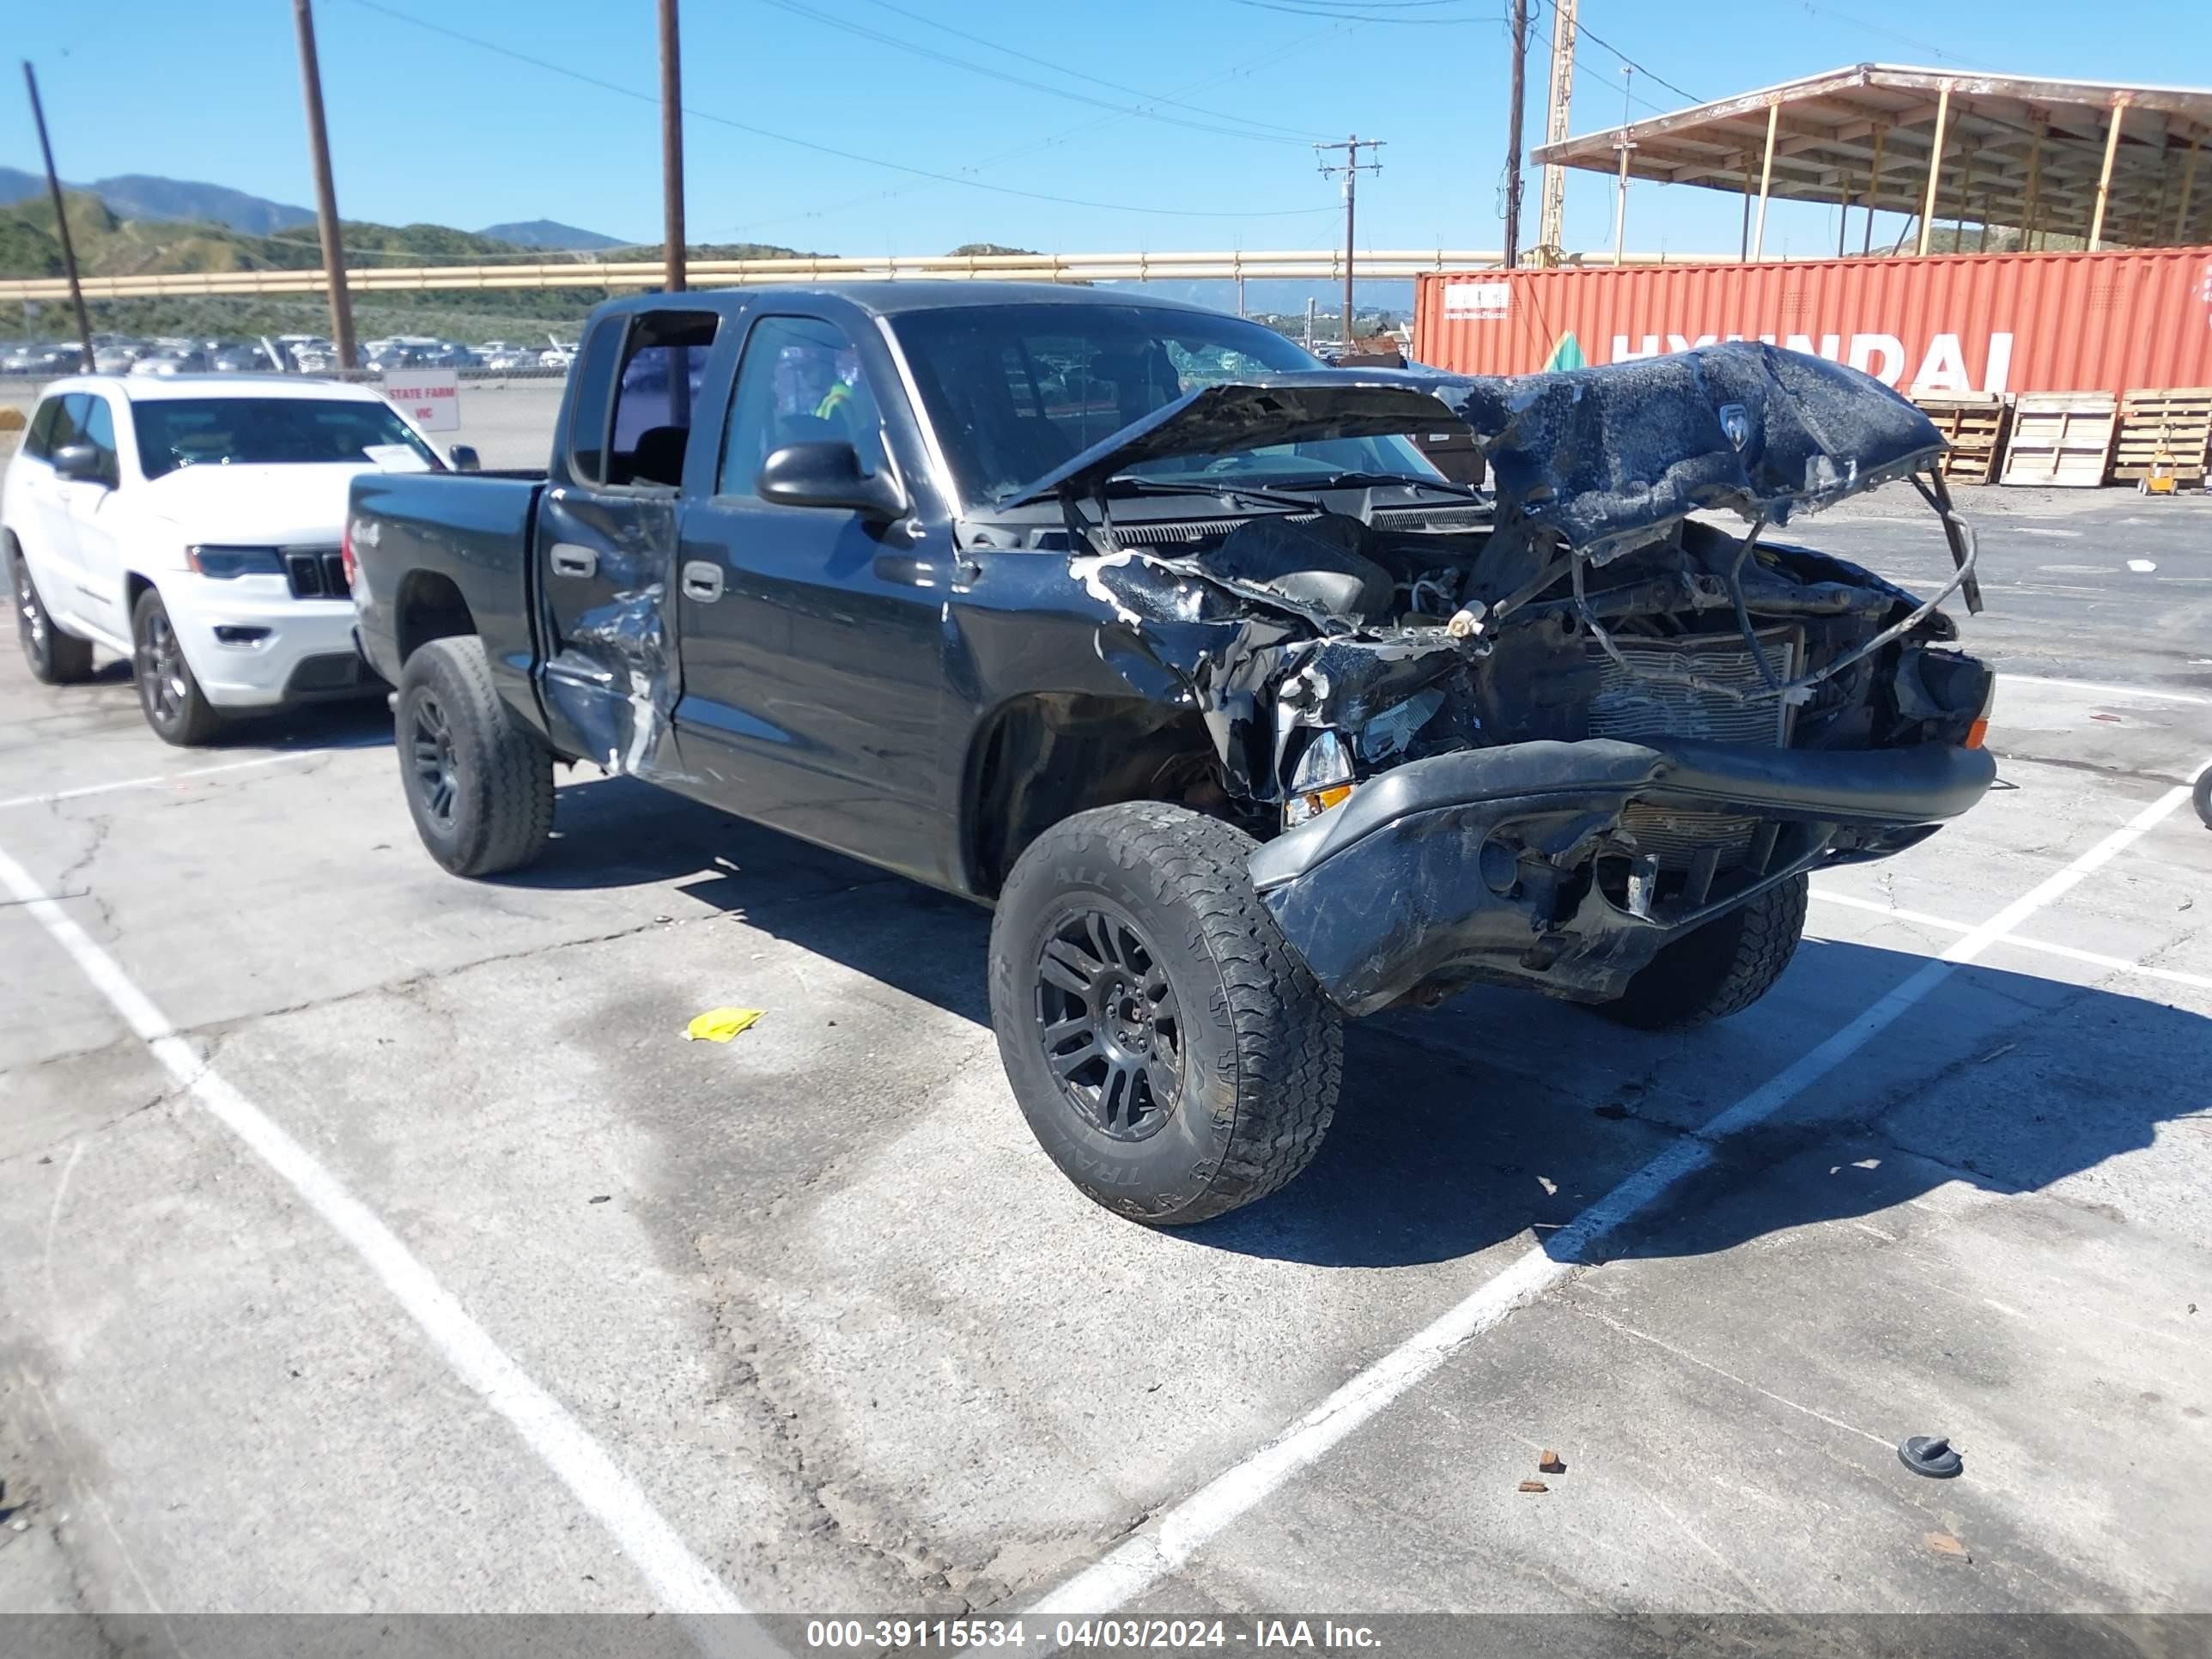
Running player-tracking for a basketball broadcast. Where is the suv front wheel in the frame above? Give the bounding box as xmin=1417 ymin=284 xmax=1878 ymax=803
xmin=131 ymin=586 xmax=222 ymax=745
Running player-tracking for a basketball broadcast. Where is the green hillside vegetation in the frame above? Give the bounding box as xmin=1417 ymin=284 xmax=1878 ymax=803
xmin=0 ymin=191 xmax=818 ymax=341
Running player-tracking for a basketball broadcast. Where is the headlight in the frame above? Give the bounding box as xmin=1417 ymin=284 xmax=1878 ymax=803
xmin=1284 ymin=729 xmax=1356 ymax=828
xmin=187 ymin=545 xmax=285 ymax=579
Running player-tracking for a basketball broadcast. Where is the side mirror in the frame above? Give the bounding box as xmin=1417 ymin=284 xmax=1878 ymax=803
xmin=51 ymin=442 xmax=107 ymax=486
xmin=757 ymin=441 xmax=908 ymax=522
xmin=449 ymin=444 xmax=482 ymax=473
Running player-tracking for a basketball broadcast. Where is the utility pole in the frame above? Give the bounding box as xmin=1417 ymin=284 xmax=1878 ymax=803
xmin=21 ymin=63 xmax=94 ymax=372
xmin=291 ymin=0 xmax=357 ymax=373
xmin=1304 ymin=296 xmax=1316 ymax=349
xmin=1316 ymin=135 xmax=1383 ymax=343
xmin=1536 ymin=0 xmax=1577 ymax=260
xmin=1503 ymin=0 xmax=1528 ymax=268
xmin=659 ymin=0 xmax=686 ymax=293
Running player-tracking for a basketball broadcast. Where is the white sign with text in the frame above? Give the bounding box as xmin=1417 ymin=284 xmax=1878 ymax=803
xmin=382 ymin=369 xmax=461 ymax=432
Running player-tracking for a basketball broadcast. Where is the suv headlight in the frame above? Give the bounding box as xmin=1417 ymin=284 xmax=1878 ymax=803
xmin=188 ymin=544 xmax=285 ymax=579
xmin=1284 ymin=729 xmax=1356 ymax=828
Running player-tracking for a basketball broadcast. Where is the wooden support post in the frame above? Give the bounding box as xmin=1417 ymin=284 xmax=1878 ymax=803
xmin=1862 ymin=125 xmax=1886 ymax=256
xmin=1838 ymin=169 xmax=1850 ymax=258
xmin=1917 ymin=81 xmax=1951 ymax=255
xmin=1612 ymin=137 xmax=1632 ymax=266
xmin=2178 ymin=131 xmax=2203 ymax=243
xmin=1739 ymin=151 xmax=1753 ymax=261
xmin=1751 ymin=100 xmax=1779 ymax=260
xmin=2022 ymin=128 xmax=2043 ymax=251
xmin=2089 ymin=94 xmax=2127 ymax=251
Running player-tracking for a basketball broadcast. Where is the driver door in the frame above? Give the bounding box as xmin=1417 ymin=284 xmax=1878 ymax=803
xmin=60 ymin=392 xmax=128 ymax=639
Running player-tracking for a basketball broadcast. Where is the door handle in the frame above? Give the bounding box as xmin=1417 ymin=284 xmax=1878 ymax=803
xmin=549 ymin=543 xmax=598 ymax=579
xmin=681 ymin=560 xmax=725 ymax=603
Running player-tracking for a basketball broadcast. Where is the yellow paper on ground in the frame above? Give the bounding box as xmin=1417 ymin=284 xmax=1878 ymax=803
xmin=685 ymin=1007 xmax=764 ymax=1042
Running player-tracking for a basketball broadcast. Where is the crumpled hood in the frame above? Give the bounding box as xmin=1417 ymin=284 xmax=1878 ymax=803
xmin=1000 ymin=343 xmax=1943 ymax=560
xmin=1430 ymin=341 xmax=1945 ymax=560
xmin=138 ymin=462 xmax=380 ymax=544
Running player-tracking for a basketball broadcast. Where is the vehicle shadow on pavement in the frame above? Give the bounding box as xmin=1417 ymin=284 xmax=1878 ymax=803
xmin=210 ymin=693 xmax=394 ymax=751
xmin=519 ymin=775 xmax=2210 ymax=1271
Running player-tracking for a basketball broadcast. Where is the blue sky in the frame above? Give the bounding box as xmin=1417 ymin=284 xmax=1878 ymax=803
xmin=9 ymin=0 xmax=2207 ymax=258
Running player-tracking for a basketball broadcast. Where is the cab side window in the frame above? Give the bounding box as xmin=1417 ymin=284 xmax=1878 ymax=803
xmin=717 ymin=315 xmax=886 ymax=501
xmin=79 ymin=396 xmax=121 ymax=487
xmin=564 ymin=317 xmax=626 ymax=487
xmin=21 ymin=396 xmax=62 ymax=461
xmin=22 ymin=393 xmax=88 ymax=465
xmin=608 ymin=309 xmax=720 ymax=490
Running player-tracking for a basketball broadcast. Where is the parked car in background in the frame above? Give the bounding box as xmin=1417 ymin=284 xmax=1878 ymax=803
xmin=2 ymin=342 xmax=83 ymax=376
xmin=92 ymin=343 xmax=146 ymax=375
xmin=479 ymin=346 xmax=543 ymax=372
xmin=131 ymin=348 xmax=211 ymax=377
xmin=4 ymin=374 xmax=458 ymax=744
xmin=210 ymin=343 xmax=280 ymax=374
xmin=538 ymin=340 xmax=578 ymax=369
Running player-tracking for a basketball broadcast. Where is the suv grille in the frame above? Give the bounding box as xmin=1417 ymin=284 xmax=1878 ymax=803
xmin=283 ymin=547 xmax=349 ymax=600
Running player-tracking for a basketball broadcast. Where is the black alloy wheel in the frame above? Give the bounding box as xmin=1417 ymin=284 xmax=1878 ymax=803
xmin=1034 ymin=902 xmax=1183 ymax=1142
xmin=410 ymin=691 xmax=460 ymax=830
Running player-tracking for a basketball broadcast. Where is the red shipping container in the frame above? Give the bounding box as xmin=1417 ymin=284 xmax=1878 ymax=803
xmin=1413 ymin=248 xmax=2212 ymax=398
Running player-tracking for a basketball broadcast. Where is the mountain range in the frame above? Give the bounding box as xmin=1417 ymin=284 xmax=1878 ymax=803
xmin=0 ymin=167 xmax=621 ymax=250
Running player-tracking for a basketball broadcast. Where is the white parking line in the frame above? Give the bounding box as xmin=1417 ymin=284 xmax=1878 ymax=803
xmin=0 ymin=841 xmax=747 ymax=1617
xmin=1810 ymin=888 xmax=2212 ymax=994
xmin=0 ymin=751 xmax=313 ymax=811
xmin=1032 ymin=768 xmax=2210 ymax=1617
xmin=2001 ymin=675 xmax=2212 ymax=707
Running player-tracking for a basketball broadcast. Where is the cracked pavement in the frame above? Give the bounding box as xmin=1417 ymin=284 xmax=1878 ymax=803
xmin=0 ymin=486 xmax=2208 ymax=1625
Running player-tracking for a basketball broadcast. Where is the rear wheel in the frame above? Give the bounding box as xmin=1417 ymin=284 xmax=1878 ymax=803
xmin=2193 ymin=764 xmax=2212 ymax=830
xmin=396 ymin=635 xmax=553 ymax=877
xmin=11 ymin=538 xmax=96 ymax=685
xmin=1595 ymin=872 xmax=1808 ymax=1031
xmin=988 ymin=801 xmax=1342 ymax=1225
xmin=131 ymin=586 xmax=222 ymax=745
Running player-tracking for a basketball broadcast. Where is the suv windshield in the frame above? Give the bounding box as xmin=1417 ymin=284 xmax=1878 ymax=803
xmin=132 ymin=398 xmax=441 ymax=480
xmin=890 ymin=303 xmax=1444 ymax=504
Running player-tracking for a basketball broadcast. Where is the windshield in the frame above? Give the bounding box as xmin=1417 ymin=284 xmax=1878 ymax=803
xmin=890 ymin=303 xmax=1444 ymax=503
xmin=131 ymin=398 xmax=441 ymax=479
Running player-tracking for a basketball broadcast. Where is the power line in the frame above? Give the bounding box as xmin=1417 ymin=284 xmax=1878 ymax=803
xmin=845 ymin=0 xmax=1332 ymax=143
xmin=726 ymin=16 xmax=1360 ymax=235
xmin=337 ymin=0 xmax=1336 ymax=221
xmin=1792 ymin=1 xmax=1962 ymax=64
xmin=1527 ymin=0 xmax=1699 ymax=108
xmin=758 ymin=0 xmax=1320 ymax=147
xmin=1223 ymin=0 xmax=1487 ymax=21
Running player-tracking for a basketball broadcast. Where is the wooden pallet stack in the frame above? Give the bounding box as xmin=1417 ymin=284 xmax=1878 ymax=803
xmin=2001 ymin=392 xmax=2118 ymax=488
xmin=1912 ymin=392 xmax=2012 ymax=485
xmin=2111 ymin=388 xmax=2212 ymax=489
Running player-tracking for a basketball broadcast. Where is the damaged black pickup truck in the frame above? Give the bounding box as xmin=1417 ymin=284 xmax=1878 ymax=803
xmin=348 ymin=283 xmax=1995 ymax=1225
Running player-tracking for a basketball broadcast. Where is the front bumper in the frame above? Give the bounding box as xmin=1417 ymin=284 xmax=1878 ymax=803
xmin=1248 ymin=736 xmax=1996 ymax=1016
xmin=162 ymin=574 xmax=379 ymax=708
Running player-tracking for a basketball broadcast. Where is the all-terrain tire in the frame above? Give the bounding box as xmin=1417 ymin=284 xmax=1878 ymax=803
xmin=10 ymin=537 xmax=96 ymax=684
xmin=131 ymin=585 xmax=222 ymax=746
xmin=988 ymin=801 xmax=1343 ymax=1225
xmin=396 ymin=635 xmax=554 ymax=878
xmin=2193 ymin=763 xmax=2212 ymax=830
xmin=1595 ymin=872 xmax=1809 ymax=1032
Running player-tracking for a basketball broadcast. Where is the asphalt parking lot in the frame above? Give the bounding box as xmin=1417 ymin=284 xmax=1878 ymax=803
xmin=0 ymin=469 xmax=2208 ymax=1641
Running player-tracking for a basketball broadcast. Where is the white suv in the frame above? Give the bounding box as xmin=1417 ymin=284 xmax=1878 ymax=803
xmin=4 ymin=374 xmax=464 ymax=744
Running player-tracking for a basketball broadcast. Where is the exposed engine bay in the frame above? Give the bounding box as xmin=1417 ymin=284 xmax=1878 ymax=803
xmin=990 ymin=342 xmax=1996 ymax=1011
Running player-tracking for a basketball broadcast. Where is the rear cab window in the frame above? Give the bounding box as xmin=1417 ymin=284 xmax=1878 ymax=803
xmin=564 ymin=309 xmax=721 ymax=491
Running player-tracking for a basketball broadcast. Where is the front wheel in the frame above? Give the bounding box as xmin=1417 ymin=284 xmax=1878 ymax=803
xmin=12 ymin=539 xmax=96 ymax=685
xmin=131 ymin=585 xmax=222 ymax=745
xmin=2193 ymin=764 xmax=2212 ymax=830
xmin=988 ymin=801 xmax=1343 ymax=1225
xmin=1595 ymin=872 xmax=1809 ymax=1031
xmin=395 ymin=635 xmax=553 ymax=877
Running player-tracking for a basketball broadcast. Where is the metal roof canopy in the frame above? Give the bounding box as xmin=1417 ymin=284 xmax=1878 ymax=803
xmin=1529 ymin=64 xmax=2212 ymax=254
